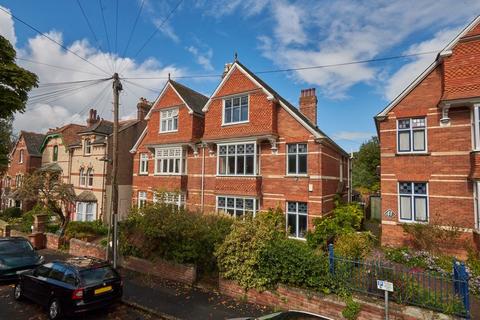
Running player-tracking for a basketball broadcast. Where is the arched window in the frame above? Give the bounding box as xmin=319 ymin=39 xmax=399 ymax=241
xmin=79 ymin=168 xmax=86 ymax=186
xmin=87 ymin=168 xmax=94 ymax=187
xmin=84 ymin=139 xmax=92 ymax=155
xmin=52 ymin=145 xmax=58 ymax=162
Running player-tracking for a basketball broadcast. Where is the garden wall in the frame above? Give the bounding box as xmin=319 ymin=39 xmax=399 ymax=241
xmin=219 ymin=279 xmax=452 ymax=320
xmin=69 ymin=238 xmax=106 ymax=260
xmin=121 ymin=256 xmax=197 ymax=285
xmin=45 ymin=233 xmax=61 ymax=249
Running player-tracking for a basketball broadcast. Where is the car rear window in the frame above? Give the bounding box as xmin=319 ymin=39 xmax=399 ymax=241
xmin=79 ymin=266 xmax=118 ymax=286
xmin=0 ymin=240 xmax=34 ymax=254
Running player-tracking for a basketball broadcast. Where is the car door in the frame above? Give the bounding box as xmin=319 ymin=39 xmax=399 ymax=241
xmin=25 ymin=263 xmax=53 ymax=305
xmin=47 ymin=263 xmax=74 ymax=306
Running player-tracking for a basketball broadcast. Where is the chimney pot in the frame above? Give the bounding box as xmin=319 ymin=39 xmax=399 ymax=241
xmin=299 ymin=88 xmax=317 ymax=125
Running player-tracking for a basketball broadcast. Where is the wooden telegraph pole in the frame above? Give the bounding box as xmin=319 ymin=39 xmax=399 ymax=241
xmin=111 ymin=73 xmax=122 ymax=268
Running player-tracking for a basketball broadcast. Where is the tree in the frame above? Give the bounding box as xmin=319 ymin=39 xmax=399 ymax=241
xmin=0 ymin=35 xmax=38 ymax=119
xmin=352 ymin=136 xmax=380 ymax=194
xmin=0 ymin=117 xmax=14 ymax=174
xmin=15 ymin=166 xmax=76 ymax=236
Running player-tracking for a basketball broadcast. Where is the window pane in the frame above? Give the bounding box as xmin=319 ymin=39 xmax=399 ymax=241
xmin=173 ymin=117 xmax=178 ymax=130
xmin=413 ymin=130 xmax=425 ymax=151
xmin=241 ymin=96 xmax=248 ymax=105
xmin=233 ymin=97 xmax=240 ymax=107
xmin=232 ymin=106 xmax=240 ymax=122
xmin=287 ymin=214 xmax=297 ymax=237
xmin=398 ymin=119 xmax=410 ymax=129
xmin=175 ymin=159 xmax=180 ymax=173
xmin=245 ymin=144 xmax=255 ymax=154
xmin=219 ymin=156 xmax=226 ymax=174
xmin=245 ymin=155 xmax=254 ymax=174
xmin=162 ymin=159 xmax=168 ymax=173
xmin=287 ymin=201 xmax=296 ymax=213
xmin=169 ymin=159 xmax=174 ymax=173
xmin=298 ymin=215 xmax=307 ymax=238
xmin=400 ymin=196 xmax=412 ymax=220
xmin=413 ymin=183 xmax=427 ymax=195
xmin=398 ymin=131 xmax=411 ymax=151
xmin=225 ymin=108 xmax=232 ymax=123
xmin=227 ymin=156 xmax=236 ymax=174
xmin=412 ymin=118 xmax=425 ymax=128
xmin=241 ymin=105 xmax=248 ymax=121
xmin=219 ymin=145 xmax=227 ymax=155
xmin=399 ymin=182 xmax=412 ymax=194
xmin=298 ymin=154 xmax=307 ymax=174
xmin=236 ymin=156 xmax=245 ymax=174
xmin=161 ymin=120 xmax=166 ymax=131
xmin=414 ymin=197 xmax=428 ymax=222
xmin=298 ymin=202 xmax=307 ymax=214
xmin=225 ymin=99 xmax=232 ymax=108
xmin=288 ymin=144 xmax=296 ymax=153
xmin=218 ymin=197 xmax=225 ymax=207
xmin=297 ymin=144 xmax=307 ymax=153
xmin=288 ymin=155 xmax=297 ymax=174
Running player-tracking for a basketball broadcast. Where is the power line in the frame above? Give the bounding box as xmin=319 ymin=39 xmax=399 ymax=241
xmin=0 ymin=6 xmax=110 ymax=76
xmin=37 ymin=77 xmax=111 ymax=87
xmin=115 ymin=0 xmax=119 ymax=58
xmin=123 ymin=79 xmax=161 ymax=94
xmin=122 ymin=50 xmax=440 ymax=80
xmin=118 ymin=0 xmax=146 ymax=74
xmin=16 ymin=57 xmax=105 ymax=77
xmin=99 ymin=0 xmax=112 ymax=62
xmin=76 ymin=0 xmax=114 ymax=73
xmin=131 ymin=0 xmax=184 ymax=60
xmin=28 ymin=80 xmax=109 ymax=104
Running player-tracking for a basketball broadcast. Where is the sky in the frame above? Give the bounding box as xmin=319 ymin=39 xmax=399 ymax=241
xmin=0 ymin=0 xmax=479 ymax=152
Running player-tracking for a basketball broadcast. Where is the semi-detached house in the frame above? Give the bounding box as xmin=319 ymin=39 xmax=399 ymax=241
xmin=375 ymin=16 xmax=480 ymax=255
xmin=131 ymin=60 xmax=350 ymax=239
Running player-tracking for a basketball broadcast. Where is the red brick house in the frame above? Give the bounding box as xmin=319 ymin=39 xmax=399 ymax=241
xmin=0 ymin=131 xmax=45 ymax=211
xmin=375 ymin=16 xmax=480 ymax=255
xmin=131 ymin=60 xmax=350 ymax=239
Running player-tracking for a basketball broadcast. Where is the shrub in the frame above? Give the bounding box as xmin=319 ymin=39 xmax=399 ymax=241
xmin=342 ymin=297 xmax=361 ymax=320
xmin=215 ymin=208 xmax=285 ymax=290
xmin=0 ymin=207 xmax=22 ymax=221
xmin=257 ymin=238 xmax=331 ymax=292
xmin=335 ymin=232 xmax=375 ymax=260
xmin=401 ymin=221 xmax=461 ymax=253
xmin=10 ymin=204 xmax=53 ymax=233
xmin=306 ymin=202 xmax=363 ymax=249
xmin=65 ymin=220 xmax=108 ymax=241
xmin=120 ymin=203 xmax=233 ymax=272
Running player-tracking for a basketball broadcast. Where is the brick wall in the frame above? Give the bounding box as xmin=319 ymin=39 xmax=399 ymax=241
xmin=121 ymin=256 xmax=197 ymax=285
xmin=45 ymin=233 xmax=61 ymax=250
xmin=219 ymin=279 xmax=451 ymax=320
xmin=69 ymin=238 xmax=106 ymax=260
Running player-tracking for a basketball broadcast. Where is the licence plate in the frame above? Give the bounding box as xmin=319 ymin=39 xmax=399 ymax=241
xmin=94 ymin=286 xmax=112 ymax=295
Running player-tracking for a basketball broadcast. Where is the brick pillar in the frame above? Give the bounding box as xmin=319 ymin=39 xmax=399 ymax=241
xmin=33 ymin=214 xmax=48 ymax=233
xmin=299 ymin=88 xmax=318 ymax=125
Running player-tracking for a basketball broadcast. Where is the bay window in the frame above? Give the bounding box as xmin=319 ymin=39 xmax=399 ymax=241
xmin=218 ymin=142 xmax=257 ymax=176
xmin=287 ymin=143 xmax=307 ymax=175
xmin=153 ymin=192 xmax=185 ymax=208
xmin=287 ymin=201 xmax=308 ymax=239
xmin=397 ymin=118 xmax=427 ymax=153
xmin=398 ymin=182 xmax=428 ymax=222
xmin=216 ymin=196 xmax=258 ymax=218
xmin=154 ymin=147 xmax=186 ymax=175
xmin=76 ymin=202 xmax=96 ymax=221
xmin=223 ymin=95 xmax=248 ymax=124
xmin=160 ymin=108 xmax=179 ymax=133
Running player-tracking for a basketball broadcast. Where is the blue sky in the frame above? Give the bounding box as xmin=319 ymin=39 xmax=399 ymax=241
xmin=1 ymin=1 xmax=479 ymax=151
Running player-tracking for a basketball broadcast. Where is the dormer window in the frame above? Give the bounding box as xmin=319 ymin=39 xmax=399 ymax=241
xmin=223 ymin=95 xmax=248 ymax=125
xmin=84 ymin=139 xmax=92 ymax=155
xmin=160 ymin=108 xmax=179 ymax=133
xmin=19 ymin=150 xmax=24 ymax=164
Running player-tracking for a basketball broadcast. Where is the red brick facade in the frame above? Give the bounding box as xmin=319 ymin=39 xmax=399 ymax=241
xmin=376 ymin=17 xmax=480 ymax=255
xmin=132 ymin=61 xmax=349 ymax=236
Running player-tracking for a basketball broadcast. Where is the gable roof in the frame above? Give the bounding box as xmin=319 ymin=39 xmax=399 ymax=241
xmin=145 ymin=80 xmax=208 ymax=119
xmin=40 ymin=123 xmax=86 ymax=151
xmin=203 ymin=60 xmax=348 ymax=156
xmin=78 ymin=120 xmax=113 ymax=135
xmin=20 ymin=131 xmax=45 ymax=157
xmin=376 ymin=15 xmax=480 ymax=119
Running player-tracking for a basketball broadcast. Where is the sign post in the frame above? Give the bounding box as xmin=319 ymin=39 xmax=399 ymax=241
xmin=377 ymin=280 xmax=394 ymax=320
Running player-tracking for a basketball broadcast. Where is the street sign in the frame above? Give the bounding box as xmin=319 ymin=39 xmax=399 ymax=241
xmin=377 ymin=280 xmax=394 ymax=292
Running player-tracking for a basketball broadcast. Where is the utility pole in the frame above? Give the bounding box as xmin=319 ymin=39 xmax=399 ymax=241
xmin=111 ymin=72 xmax=122 ymax=268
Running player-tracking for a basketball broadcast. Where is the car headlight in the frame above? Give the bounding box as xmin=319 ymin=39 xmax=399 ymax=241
xmin=38 ymin=256 xmax=45 ymax=264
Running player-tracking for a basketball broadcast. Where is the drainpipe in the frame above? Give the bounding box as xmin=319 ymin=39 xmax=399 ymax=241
xmin=201 ymin=143 xmax=205 ymax=212
xmin=348 ymin=152 xmax=353 ymax=203
xmin=100 ymin=136 xmax=107 ymax=221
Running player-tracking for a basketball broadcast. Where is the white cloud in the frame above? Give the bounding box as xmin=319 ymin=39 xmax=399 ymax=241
xmin=271 ymin=1 xmax=307 ymax=46
xmin=153 ymin=18 xmax=179 ymax=43
xmin=0 ymin=5 xmax=17 ymax=47
xmin=333 ymin=131 xmax=374 ymax=141
xmin=186 ymin=45 xmax=214 ymax=71
xmin=197 ymin=0 xmax=271 ymax=17
xmin=384 ymin=28 xmax=461 ymax=101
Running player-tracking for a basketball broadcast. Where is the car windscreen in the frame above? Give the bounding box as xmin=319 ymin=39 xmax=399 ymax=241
xmin=79 ymin=266 xmax=118 ymax=286
xmin=0 ymin=240 xmax=34 ymax=255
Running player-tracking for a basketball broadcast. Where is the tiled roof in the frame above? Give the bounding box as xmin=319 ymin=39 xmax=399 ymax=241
xmin=76 ymin=190 xmax=97 ymax=202
xmin=170 ymin=80 xmax=208 ymax=115
xmin=21 ymin=131 xmax=45 ymax=157
xmin=78 ymin=120 xmax=113 ymax=135
xmin=46 ymin=123 xmax=86 ymax=148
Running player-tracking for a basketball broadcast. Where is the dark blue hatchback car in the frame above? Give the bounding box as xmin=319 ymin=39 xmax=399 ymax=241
xmin=0 ymin=237 xmax=44 ymax=281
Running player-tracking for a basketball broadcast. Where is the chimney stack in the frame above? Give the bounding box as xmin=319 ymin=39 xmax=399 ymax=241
xmin=87 ymin=109 xmax=99 ymax=127
xmin=222 ymin=63 xmax=233 ymax=78
xmin=299 ymin=88 xmax=317 ymax=125
xmin=137 ymin=97 xmax=151 ymax=121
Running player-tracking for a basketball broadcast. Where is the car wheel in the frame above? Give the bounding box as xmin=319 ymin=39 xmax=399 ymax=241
xmin=13 ymin=283 xmax=23 ymax=301
xmin=48 ymin=298 xmax=62 ymax=320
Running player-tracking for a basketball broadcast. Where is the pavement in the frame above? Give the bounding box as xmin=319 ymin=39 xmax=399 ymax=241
xmin=26 ymin=249 xmax=270 ymax=320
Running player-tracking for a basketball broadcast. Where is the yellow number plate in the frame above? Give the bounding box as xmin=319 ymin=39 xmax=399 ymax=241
xmin=94 ymin=286 xmax=112 ymax=295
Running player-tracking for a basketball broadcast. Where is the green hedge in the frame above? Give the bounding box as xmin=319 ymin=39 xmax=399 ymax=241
xmin=65 ymin=220 xmax=108 ymax=240
xmin=0 ymin=207 xmax=22 ymax=221
xmin=120 ymin=203 xmax=233 ymax=272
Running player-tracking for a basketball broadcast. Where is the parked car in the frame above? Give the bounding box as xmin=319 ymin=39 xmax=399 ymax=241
xmin=230 ymin=311 xmax=333 ymax=320
xmin=14 ymin=256 xmax=123 ymax=320
xmin=0 ymin=237 xmax=44 ymax=281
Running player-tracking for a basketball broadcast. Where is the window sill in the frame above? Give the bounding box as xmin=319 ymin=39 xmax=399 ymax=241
xmin=158 ymin=130 xmax=179 ymax=134
xmin=395 ymin=152 xmax=430 ymax=156
xmin=216 ymin=175 xmax=260 ymax=178
xmin=221 ymin=120 xmax=249 ymax=127
xmin=398 ymin=219 xmax=429 ymax=224
xmin=138 ymin=173 xmax=149 ymax=176
xmin=285 ymin=174 xmax=309 ymax=178
xmin=288 ymin=236 xmax=307 ymax=241
xmin=153 ymin=173 xmax=185 ymax=176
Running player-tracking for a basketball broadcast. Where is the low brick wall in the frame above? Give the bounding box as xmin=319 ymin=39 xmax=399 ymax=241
xmin=45 ymin=233 xmax=61 ymax=249
xmin=121 ymin=256 xmax=197 ymax=285
xmin=219 ymin=279 xmax=452 ymax=320
xmin=69 ymin=238 xmax=106 ymax=260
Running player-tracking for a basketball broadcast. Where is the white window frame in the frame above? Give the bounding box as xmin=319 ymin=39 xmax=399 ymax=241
xmin=216 ymin=195 xmax=258 ymax=218
xmin=138 ymin=191 xmax=147 ymax=208
xmin=222 ymin=95 xmax=249 ymax=125
xmin=398 ymin=182 xmax=429 ymax=223
xmin=76 ymin=201 xmax=96 ymax=221
xmin=474 ymin=181 xmax=480 ymax=231
xmin=84 ymin=139 xmax=92 ymax=155
xmin=19 ymin=150 xmax=24 ymax=164
xmin=217 ymin=141 xmax=258 ymax=176
xmin=153 ymin=192 xmax=185 ymax=208
xmin=472 ymin=104 xmax=480 ymax=151
xmin=159 ymin=108 xmax=179 ymax=133
xmin=79 ymin=168 xmax=86 ymax=187
xmin=286 ymin=143 xmax=308 ymax=176
xmin=397 ymin=118 xmax=427 ymax=154
xmin=86 ymin=168 xmax=94 ymax=187
xmin=139 ymin=153 xmax=149 ymax=175
xmin=286 ymin=201 xmax=308 ymax=240
xmin=154 ymin=147 xmax=186 ymax=175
